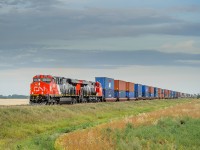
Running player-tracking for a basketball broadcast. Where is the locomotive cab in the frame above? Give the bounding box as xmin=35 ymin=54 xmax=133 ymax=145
xmin=30 ymin=75 xmax=55 ymax=104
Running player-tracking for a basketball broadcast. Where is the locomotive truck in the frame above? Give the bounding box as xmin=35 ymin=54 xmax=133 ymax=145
xmin=30 ymin=75 xmax=103 ymax=104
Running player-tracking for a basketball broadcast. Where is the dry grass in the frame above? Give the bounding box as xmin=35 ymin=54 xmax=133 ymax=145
xmin=55 ymin=100 xmax=200 ymax=150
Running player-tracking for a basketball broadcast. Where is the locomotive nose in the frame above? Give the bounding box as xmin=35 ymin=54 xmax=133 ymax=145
xmin=31 ymin=82 xmax=46 ymax=95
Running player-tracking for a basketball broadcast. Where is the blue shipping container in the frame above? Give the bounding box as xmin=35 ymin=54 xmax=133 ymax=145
xmin=161 ymin=89 xmax=164 ymax=94
xmin=126 ymin=91 xmax=135 ymax=98
xmin=103 ymin=89 xmax=114 ymax=98
xmin=114 ymin=91 xmax=126 ymax=98
xmin=169 ymin=91 xmax=171 ymax=98
xmin=135 ymin=84 xmax=142 ymax=98
xmin=95 ymin=77 xmax=114 ymax=90
xmin=154 ymin=87 xmax=158 ymax=97
xmin=149 ymin=93 xmax=154 ymax=97
xmin=172 ymin=91 xmax=176 ymax=98
xmin=142 ymin=85 xmax=149 ymax=97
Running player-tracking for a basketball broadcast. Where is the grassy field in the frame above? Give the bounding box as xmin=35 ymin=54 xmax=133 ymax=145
xmin=56 ymin=99 xmax=200 ymax=150
xmin=111 ymin=117 xmax=200 ymax=150
xmin=0 ymin=99 xmax=197 ymax=150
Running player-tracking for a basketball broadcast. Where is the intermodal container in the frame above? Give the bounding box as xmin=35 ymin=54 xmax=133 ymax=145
xmin=126 ymin=91 xmax=135 ymax=98
xmin=158 ymin=88 xmax=162 ymax=98
xmin=142 ymin=85 xmax=149 ymax=98
xmin=161 ymin=89 xmax=164 ymax=98
xmin=149 ymin=93 xmax=154 ymax=97
xmin=95 ymin=77 xmax=114 ymax=90
xmin=167 ymin=90 xmax=170 ymax=98
xmin=126 ymin=82 xmax=134 ymax=92
xmin=164 ymin=89 xmax=168 ymax=98
xmin=135 ymin=84 xmax=142 ymax=98
xmin=177 ymin=92 xmax=180 ymax=98
xmin=149 ymin=86 xmax=154 ymax=94
xmin=114 ymin=91 xmax=126 ymax=98
xmin=154 ymin=87 xmax=158 ymax=98
xmin=149 ymin=86 xmax=154 ymax=98
xmin=158 ymin=88 xmax=161 ymax=94
xmin=169 ymin=90 xmax=173 ymax=98
xmin=103 ymin=89 xmax=114 ymax=98
xmin=173 ymin=91 xmax=176 ymax=98
xmin=114 ymin=80 xmax=126 ymax=91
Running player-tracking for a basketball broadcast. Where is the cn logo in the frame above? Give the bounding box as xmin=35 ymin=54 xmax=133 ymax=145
xmin=34 ymin=87 xmax=44 ymax=92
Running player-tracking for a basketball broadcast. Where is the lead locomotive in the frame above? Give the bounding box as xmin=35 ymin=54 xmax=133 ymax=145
xmin=30 ymin=75 xmax=103 ymax=104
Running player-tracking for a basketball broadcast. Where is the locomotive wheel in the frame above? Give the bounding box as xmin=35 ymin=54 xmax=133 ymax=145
xmin=46 ymin=96 xmax=52 ymax=105
xmin=56 ymin=100 xmax=60 ymax=105
xmin=95 ymin=98 xmax=99 ymax=103
xmin=82 ymin=98 xmax=87 ymax=103
xmin=97 ymin=98 xmax=101 ymax=103
xmin=40 ymin=101 xmax=47 ymax=105
xmin=71 ymin=98 xmax=77 ymax=105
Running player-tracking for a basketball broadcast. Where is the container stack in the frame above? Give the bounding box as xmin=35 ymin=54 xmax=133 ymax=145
xmin=169 ymin=90 xmax=173 ymax=98
xmin=95 ymin=77 xmax=115 ymax=101
xmin=126 ymin=82 xmax=135 ymax=100
xmin=161 ymin=89 xmax=165 ymax=99
xmin=135 ymin=84 xmax=142 ymax=99
xmin=142 ymin=85 xmax=149 ymax=99
xmin=154 ymin=87 xmax=158 ymax=98
xmin=164 ymin=89 xmax=168 ymax=98
xmin=149 ymin=86 xmax=154 ymax=99
xmin=177 ymin=92 xmax=181 ymax=98
xmin=158 ymin=88 xmax=162 ymax=99
xmin=173 ymin=91 xmax=176 ymax=99
xmin=167 ymin=90 xmax=170 ymax=98
xmin=114 ymin=80 xmax=126 ymax=101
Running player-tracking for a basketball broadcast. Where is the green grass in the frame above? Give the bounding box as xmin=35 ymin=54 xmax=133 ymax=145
xmin=0 ymin=99 xmax=195 ymax=150
xmin=107 ymin=117 xmax=200 ymax=150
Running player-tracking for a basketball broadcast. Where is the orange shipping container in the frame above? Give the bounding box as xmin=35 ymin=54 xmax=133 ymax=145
xmin=158 ymin=88 xmax=162 ymax=94
xmin=164 ymin=89 xmax=169 ymax=96
xmin=158 ymin=92 xmax=162 ymax=98
xmin=167 ymin=90 xmax=170 ymax=95
xmin=126 ymin=82 xmax=134 ymax=92
xmin=114 ymin=80 xmax=126 ymax=91
xmin=149 ymin=86 xmax=154 ymax=94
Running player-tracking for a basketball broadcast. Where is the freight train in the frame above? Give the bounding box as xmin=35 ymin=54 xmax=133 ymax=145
xmin=30 ymin=75 xmax=192 ymax=105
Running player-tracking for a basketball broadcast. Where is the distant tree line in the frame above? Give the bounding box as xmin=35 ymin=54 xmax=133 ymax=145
xmin=197 ymin=95 xmax=200 ymax=99
xmin=0 ymin=94 xmax=28 ymax=99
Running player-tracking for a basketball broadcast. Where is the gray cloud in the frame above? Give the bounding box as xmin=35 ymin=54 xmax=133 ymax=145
xmin=167 ymin=5 xmax=200 ymax=13
xmin=0 ymin=49 xmax=199 ymax=70
xmin=0 ymin=0 xmax=61 ymax=8
xmin=1 ymin=4 xmax=199 ymax=47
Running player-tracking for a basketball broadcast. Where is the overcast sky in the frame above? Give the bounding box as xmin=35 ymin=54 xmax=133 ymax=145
xmin=0 ymin=0 xmax=200 ymax=95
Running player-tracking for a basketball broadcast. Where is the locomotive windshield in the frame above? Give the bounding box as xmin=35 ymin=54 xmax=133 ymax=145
xmin=33 ymin=78 xmax=51 ymax=83
xmin=41 ymin=78 xmax=51 ymax=83
xmin=33 ymin=78 xmax=40 ymax=82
